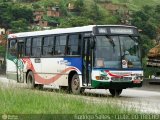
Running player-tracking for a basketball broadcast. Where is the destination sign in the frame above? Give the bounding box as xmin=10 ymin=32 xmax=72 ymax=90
xmin=110 ymin=28 xmax=134 ymax=34
xmin=93 ymin=26 xmax=138 ymax=35
xmin=98 ymin=28 xmax=107 ymax=34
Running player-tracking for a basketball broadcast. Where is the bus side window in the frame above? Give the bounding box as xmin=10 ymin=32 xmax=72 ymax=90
xmin=68 ymin=34 xmax=80 ymax=55
xmin=60 ymin=35 xmax=67 ymax=55
xmin=42 ymin=37 xmax=49 ymax=56
xmin=17 ymin=39 xmax=25 ymax=58
xmin=25 ymin=38 xmax=31 ymax=56
xmin=54 ymin=36 xmax=60 ymax=55
xmin=54 ymin=35 xmax=67 ymax=55
xmin=42 ymin=36 xmax=54 ymax=56
xmin=48 ymin=36 xmax=54 ymax=55
xmin=9 ymin=39 xmax=17 ymax=56
xmin=31 ymin=37 xmax=42 ymax=57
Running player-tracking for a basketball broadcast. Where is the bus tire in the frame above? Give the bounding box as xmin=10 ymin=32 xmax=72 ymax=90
xmin=71 ymin=74 xmax=82 ymax=94
xmin=27 ymin=71 xmax=35 ymax=89
xmin=109 ymin=89 xmax=122 ymax=97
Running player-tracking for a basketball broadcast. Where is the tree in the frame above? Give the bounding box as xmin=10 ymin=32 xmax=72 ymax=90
xmin=59 ymin=0 xmax=68 ymax=16
xmin=0 ymin=2 xmax=33 ymax=30
xmin=17 ymin=0 xmax=40 ymax=2
xmin=74 ymin=0 xmax=84 ymax=14
xmin=0 ymin=2 xmax=13 ymax=30
xmin=11 ymin=19 xmax=29 ymax=33
xmin=60 ymin=16 xmax=93 ymax=27
xmin=11 ymin=5 xmax=33 ymax=23
xmin=131 ymin=5 xmax=157 ymax=39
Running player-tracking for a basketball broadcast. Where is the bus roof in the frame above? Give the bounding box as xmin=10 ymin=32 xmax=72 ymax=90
xmin=8 ymin=25 xmax=137 ymax=39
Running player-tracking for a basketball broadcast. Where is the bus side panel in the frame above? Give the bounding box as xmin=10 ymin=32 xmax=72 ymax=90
xmin=41 ymin=58 xmax=66 ymax=87
xmin=21 ymin=57 xmax=83 ymax=87
xmin=6 ymin=59 xmax=17 ymax=80
xmin=39 ymin=57 xmax=82 ymax=87
xmin=64 ymin=57 xmax=83 ymax=87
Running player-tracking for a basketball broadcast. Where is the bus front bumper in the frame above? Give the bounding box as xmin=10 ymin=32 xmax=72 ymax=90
xmin=92 ymin=80 xmax=143 ymax=89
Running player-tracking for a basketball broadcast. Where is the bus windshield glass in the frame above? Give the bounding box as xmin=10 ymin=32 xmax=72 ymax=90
xmin=95 ymin=35 xmax=142 ymax=69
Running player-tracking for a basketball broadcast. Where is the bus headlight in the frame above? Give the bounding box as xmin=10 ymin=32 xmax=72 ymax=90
xmin=134 ymin=76 xmax=143 ymax=80
xmin=95 ymin=76 xmax=109 ymax=80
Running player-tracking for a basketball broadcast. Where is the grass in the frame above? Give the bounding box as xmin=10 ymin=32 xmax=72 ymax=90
xmin=0 ymin=85 xmax=140 ymax=120
xmin=0 ymin=86 xmax=135 ymax=114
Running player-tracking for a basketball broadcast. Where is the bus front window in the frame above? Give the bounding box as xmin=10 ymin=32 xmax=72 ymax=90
xmin=120 ymin=36 xmax=142 ymax=68
xmin=95 ymin=36 xmax=142 ymax=69
xmin=95 ymin=36 xmax=121 ymax=69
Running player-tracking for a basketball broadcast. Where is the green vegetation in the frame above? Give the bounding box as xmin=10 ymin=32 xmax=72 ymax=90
xmin=112 ymin=0 xmax=160 ymax=11
xmin=1 ymin=0 xmax=160 ymax=76
xmin=0 ymin=46 xmax=5 ymax=56
xmin=0 ymin=86 xmax=133 ymax=114
xmin=0 ymin=1 xmax=33 ymax=31
xmin=131 ymin=5 xmax=160 ymax=76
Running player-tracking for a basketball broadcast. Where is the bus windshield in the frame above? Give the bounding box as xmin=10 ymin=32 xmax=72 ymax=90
xmin=95 ymin=35 xmax=142 ymax=69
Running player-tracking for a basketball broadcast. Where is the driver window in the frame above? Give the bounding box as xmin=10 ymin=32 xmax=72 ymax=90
xmin=9 ymin=39 xmax=17 ymax=56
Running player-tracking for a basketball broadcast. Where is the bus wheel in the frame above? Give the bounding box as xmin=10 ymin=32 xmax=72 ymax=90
xmin=109 ymin=89 xmax=122 ymax=97
xmin=27 ymin=71 xmax=35 ymax=89
xmin=71 ymin=74 xmax=82 ymax=94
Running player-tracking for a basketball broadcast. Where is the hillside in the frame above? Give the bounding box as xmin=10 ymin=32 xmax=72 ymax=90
xmin=0 ymin=0 xmax=160 ymax=76
xmin=111 ymin=0 xmax=160 ymax=10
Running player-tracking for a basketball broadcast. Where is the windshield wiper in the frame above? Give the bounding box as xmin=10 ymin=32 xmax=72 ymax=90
xmin=105 ymin=35 xmax=115 ymax=47
xmin=129 ymin=35 xmax=138 ymax=42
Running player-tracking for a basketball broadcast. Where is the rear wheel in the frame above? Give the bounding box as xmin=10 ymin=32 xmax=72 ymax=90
xmin=71 ymin=74 xmax=84 ymax=94
xmin=27 ymin=71 xmax=35 ymax=89
xmin=109 ymin=89 xmax=122 ymax=97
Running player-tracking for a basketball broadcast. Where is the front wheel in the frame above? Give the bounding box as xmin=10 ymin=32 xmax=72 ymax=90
xmin=109 ymin=89 xmax=122 ymax=97
xmin=71 ymin=74 xmax=84 ymax=94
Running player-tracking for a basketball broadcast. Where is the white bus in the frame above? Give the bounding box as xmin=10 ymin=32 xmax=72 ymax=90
xmin=6 ymin=25 xmax=143 ymax=96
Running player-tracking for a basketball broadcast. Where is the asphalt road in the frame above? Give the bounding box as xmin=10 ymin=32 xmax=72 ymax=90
xmin=85 ymin=88 xmax=160 ymax=114
xmin=0 ymin=76 xmax=160 ymax=114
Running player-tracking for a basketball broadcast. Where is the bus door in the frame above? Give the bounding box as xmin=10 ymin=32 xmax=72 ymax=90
xmin=83 ymin=38 xmax=92 ymax=86
xmin=7 ymin=39 xmax=17 ymax=81
xmin=17 ymin=39 xmax=25 ymax=83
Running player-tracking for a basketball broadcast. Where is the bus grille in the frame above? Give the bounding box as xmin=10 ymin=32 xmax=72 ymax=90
xmin=111 ymin=77 xmax=132 ymax=81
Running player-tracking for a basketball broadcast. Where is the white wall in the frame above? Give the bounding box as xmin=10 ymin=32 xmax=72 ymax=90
xmin=0 ymin=28 xmax=5 ymax=35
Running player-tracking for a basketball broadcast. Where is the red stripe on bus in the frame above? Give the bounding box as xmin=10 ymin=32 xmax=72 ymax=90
xmin=105 ymin=70 xmax=130 ymax=78
xmin=34 ymin=67 xmax=76 ymax=84
xmin=22 ymin=58 xmax=78 ymax=84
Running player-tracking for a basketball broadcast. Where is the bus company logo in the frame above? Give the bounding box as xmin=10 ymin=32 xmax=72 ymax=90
xmin=2 ymin=114 xmax=8 ymax=120
xmin=100 ymin=70 xmax=108 ymax=76
xmin=59 ymin=60 xmax=70 ymax=65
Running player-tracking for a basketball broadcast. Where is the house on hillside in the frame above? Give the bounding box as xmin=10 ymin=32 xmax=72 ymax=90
xmin=33 ymin=7 xmax=60 ymax=28
xmin=47 ymin=6 xmax=60 ymax=17
xmin=33 ymin=10 xmax=44 ymax=24
xmin=0 ymin=28 xmax=5 ymax=35
xmin=0 ymin=35 xmax=6 ymax=46
xmin=68 ymin=2 xmax=76 ymax=12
